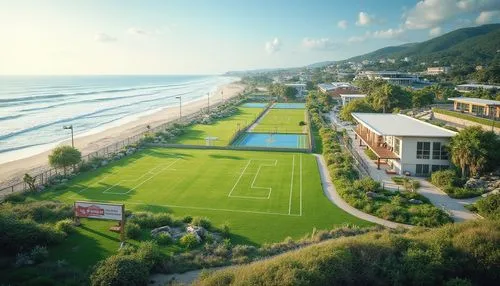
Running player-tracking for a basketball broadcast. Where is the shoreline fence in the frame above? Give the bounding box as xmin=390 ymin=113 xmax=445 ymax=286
xmin=0 ymin=97 xmax=242 ymax=198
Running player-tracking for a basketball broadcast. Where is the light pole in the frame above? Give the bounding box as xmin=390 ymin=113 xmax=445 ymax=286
xmin=207 ymin=92 xmax=210 ymax=113
xmin=221 ymin=90 xmax=224 ymax=102
xmin=175 ymin=96 xmax=182 ymax=119
xmin=63 ymin=125 xmax=74 ymax=148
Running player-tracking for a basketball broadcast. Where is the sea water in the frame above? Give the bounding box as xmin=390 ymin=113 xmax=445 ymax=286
xmin=0 ymin=75 xmax=237 ymax=163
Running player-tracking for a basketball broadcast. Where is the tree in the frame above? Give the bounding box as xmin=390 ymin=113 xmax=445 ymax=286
xmin=23 ymin=174 xmax=36 ymax=192
xmin=411 ymin=89 xmax=435 ymax=108
xmin=339 ymin=99 xmax=374 ymax=122
xmin=449 ymin=126 xmax=500 ymax=178
xmin=283 ymin=86 xmax=297 ymax=101
xmin=48 ymin=146 xmax=82 ymax=175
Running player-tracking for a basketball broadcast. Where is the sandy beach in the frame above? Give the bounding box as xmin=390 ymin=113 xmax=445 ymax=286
xmin=0 ymin=82 xmax=246 ymax=186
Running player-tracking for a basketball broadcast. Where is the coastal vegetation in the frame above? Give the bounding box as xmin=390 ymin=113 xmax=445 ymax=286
xmin=48 ymin=146 xmax=82 ymax=175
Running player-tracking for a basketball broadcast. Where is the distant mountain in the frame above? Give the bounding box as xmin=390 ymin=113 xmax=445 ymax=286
xmin=306 ymin=61 xmax=337 ymax=68
xmin=344 ymin=23 xmax=500 ymax=65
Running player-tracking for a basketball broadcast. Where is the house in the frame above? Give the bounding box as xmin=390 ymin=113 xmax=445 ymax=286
xmin=454 ymin=84 xmax=500 ymax=93
xmin=448 ymin=97 xmax=500 ymax=119
xmin=426 ymin=67 xmax=450 ymax=75
xmin=318 ymin=82 xmax=359 ymax=96
xmin=355 ymin=71 xmax=422 ymax=86
xmin=352 ymin=113 xmax=456 ymax=176
xmin=340 ymin=94 xmax=367 ymax=106
xmin=284 ymin=83 xmax=307 ymax=97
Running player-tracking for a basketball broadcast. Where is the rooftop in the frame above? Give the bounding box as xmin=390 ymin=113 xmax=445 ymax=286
xmin=448 ymin=97 xmax=500 ymax=106
xmin=340 ymin=94 xmax=367 ymax=98
xmin=456 ymin=84 xmax=500 ymax=89
xmin=351 ymin=113 xmax=456 ymax=137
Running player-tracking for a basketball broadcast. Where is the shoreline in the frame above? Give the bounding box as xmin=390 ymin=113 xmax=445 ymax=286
xmin=0 ymin=82 xmax=246 ymax=186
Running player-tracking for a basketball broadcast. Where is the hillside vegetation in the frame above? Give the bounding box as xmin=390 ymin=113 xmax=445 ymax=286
xmin=347 ymin=24 xmax=500 ymax=66
xmin=196 ymin=219 xmax=500 ymax=286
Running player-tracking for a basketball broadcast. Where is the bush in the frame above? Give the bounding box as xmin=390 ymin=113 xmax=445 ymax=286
xmin=431 ymin=169 xmax=458 ymax=188
xmin=90 ymin=255 xmax=149 ymax=286
xmin=4 ymin=192 xmax=27 ymax=203
xmin=155 ymin=232 xmax=173 ymax=245
xmin=125 ymin=223 xmax=141 ymax=240
xmin=182 ymin=215 xmax=193 ymax=223
xmin=192 ymin=217 xmax=212 ymax=230
xmin=299 ymin=121 xmax=306 ymax=126
xmin=30 ymin=245 xmax=49 ymax=264
xmin=55 ymin=219 xmax=75 ymax=234
xmin=221 ymin=223 xmax=230 ymax=238
xmin=474 ymin=194 xmax=500 ymax=219
xmin=180 ymin=233 xmax=199 ymax=249
xmin=134 ymin=241 xmax=163 ymax=269
xmin=129 ymin=212 xmax=173 ymax=229
xmin=444 ymin=186 xmax=483 ymax=199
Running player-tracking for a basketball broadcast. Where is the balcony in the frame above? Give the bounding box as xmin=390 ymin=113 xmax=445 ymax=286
xmin=354 ymin=127 xmax=399 ymax=169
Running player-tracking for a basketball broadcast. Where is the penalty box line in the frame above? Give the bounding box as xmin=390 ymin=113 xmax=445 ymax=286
xmin=74 ymin=198 xmax=301 ymax=217
xmin=228 ymin=159 xmax=277 ymax=199
xmin=103 ymin=158 xmax=180 ymax=195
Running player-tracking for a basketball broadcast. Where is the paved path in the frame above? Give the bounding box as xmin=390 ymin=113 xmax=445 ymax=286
xmin=314 ymin=153 xmax=413 ymax=229
xmin=327 ymin=110 xmax=480 ymax=222
xmin=246 ymin=104 xmax=273 ymax=132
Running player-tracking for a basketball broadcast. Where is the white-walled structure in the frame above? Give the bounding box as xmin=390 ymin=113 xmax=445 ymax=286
xmin=352 ymin=113 xmax=456 ymax=176
xmin=340 ymin=94 xmax=367 ymax=106
xmin=284 ymin=83 xmax=307 ymax=97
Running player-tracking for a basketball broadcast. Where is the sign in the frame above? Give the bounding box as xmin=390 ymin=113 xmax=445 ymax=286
xmin=74 ymin=201 xmax=124 ymax=221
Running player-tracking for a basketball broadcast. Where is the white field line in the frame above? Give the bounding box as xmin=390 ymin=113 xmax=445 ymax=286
xmin=227 ymin=160 xmax=252 ymax=197
xmin=74 ymin=199 xmax=301 ymax=217
xmin=300 ymin=153 xmax=303 ymax=216
xmin=103 ymin=159 xmax=180 ymax=195
xmin=230 ymin=159 xmax=277 ymax=199
xmin=288 ymin=154 xmax=295 ymax=215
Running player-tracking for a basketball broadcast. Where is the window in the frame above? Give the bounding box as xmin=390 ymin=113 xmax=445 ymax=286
xmin=432 ymin=142 xmax=449 ymax=160
xmin=394 ymin=138 xmax=400 ymax=155
xmin=417 ymin=142 xmax=430 ymax=159
xmin=416 ymin=164 xmax=430 ymax=175
xmin=471 ymin=105 xmax=485 ymax=115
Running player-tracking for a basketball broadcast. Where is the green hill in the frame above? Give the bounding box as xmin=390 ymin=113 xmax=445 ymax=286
xmin=346 ymin=24 xmax=500 ymax=65
xmin=195 ymin=219 xmax=500 ymax=286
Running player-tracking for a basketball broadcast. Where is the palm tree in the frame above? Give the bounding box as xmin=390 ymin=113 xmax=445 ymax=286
xmin=373 ymin=84 xmax=393 ymax=113
xmin=449 ymin=126 xmax=484 ymax=178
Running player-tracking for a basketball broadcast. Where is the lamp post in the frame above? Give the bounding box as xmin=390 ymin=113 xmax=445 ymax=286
xmin=221 ymin=90 xmax=224 ymax=102
xmin=175 ymin=96 xmax=182 ymax=119
xmin=63 ymin=125 xmax=74 ymax=148
xmin=207 ymin=92 xmax=210 ymax=113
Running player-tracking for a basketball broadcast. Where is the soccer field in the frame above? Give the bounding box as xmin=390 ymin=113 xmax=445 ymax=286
xmin=252 ymin=108 xmax=307 ymax=134
xmin=39 ymin=148 xmax=369 ymax=245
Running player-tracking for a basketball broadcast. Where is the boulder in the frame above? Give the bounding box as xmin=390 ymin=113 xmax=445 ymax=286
xmin=151 ymin=226 xmax=172 ymax=237
xmin=101 ymin=160 xmax=108 ymax=167
xmin=187 ymin=225 xmax=206 ymax=238
xmin=61 ymin=178 xmax=69 ymax=183
xmin=366 ymin=191 xmax=377 ymax=198
xmin=464 ymin=178 xmax=486 ymax=189
xmin=409 ymin=199 xmax=423 ymax=205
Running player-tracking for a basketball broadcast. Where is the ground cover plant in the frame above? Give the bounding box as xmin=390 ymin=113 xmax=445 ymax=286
xmin=252 ymin=108 xmax=307 ymax=134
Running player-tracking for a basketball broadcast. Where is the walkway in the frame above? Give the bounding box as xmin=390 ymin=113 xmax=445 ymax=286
xmin=314 ymin=153 xmax=413 ymax=229
xmin=327 ymin=110 xmax=480 ymax=222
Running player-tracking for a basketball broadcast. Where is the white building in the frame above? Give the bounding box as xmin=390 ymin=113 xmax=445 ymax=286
xmin=352 ymin=113 xmax=456 ymax=176
xmin=355 ymin=71 xmax=422 ymax=86
xmin=284 ymin=83 xmax=307 ymax=97
xmin=340 ymin=94 xmax=367 ymax=106
xmin=426 ymin=67 xmax=450 ymax=75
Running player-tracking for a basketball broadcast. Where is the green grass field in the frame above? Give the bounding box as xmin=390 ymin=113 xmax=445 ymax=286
xmin=32 ymin=148 xmax=370 ymax=268
xmin=173 ymin=107 xmax=263 ymax=146
xmin=252 ymin=108 xmax=307 ymax=134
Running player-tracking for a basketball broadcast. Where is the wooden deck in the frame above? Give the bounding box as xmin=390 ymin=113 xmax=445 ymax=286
xmin=354 ymin=129 xmax=399 ymax=159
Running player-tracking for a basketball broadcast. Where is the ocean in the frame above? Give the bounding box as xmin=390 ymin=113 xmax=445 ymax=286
xmin=0 ymin=75 xmax=237 ymax=163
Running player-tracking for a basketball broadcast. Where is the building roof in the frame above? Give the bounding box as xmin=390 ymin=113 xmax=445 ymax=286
xmin=448 ymin=97 xmax=500 ymax=106
xmin=284 ymin=83 xmax=306 ymax=87
xmin=331 ymin=82 xmax=353 ymax=88
xmin=339 ymin=94 xmax=367 ymax=98
xmin=318 ymin=83 xmax=335 ymax=91
xmin=351 ymin=113 xmax=456 ymax=137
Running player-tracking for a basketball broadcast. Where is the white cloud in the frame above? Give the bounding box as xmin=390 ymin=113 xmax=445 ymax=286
xmin=128 ymin=27 xmax=150 ymax=36
xmin=476 ymin=11 xmax=500 ymax=24
xmin=429 ymin=26 xmax=443 ymax=37
xmin=94 ymin=33 xmax=117 ymax=43
xmin=347 ymin=28 xmax=405 ymax=43
xmin=302 ymin=38 xmax=337 ymax=50
xmin=337 ymin=20 xmax=348 ymax=29
xmin=404 ymin=0 xmax=500 ymax=29
xmin=356 ymin=12 xmax=372 ymax=26
xmin=265 ymin=37 xmax=281 ymax=54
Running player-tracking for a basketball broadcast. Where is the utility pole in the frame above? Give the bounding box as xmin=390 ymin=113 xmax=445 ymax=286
xmin=175 ymin=96 xmax=182 ymax=119
xmin=207 ymin=92 xmax=210 ymax=113
xmin=63 ymin=125 xmax=74 ymax=148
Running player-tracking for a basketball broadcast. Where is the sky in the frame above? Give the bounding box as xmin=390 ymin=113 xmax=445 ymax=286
xmin=1 ymin=0 xmax=499 ymax=75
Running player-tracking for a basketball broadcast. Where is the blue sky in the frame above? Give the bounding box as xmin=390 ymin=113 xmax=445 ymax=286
xmin=1 ymin=0 xmax=499 ymax=75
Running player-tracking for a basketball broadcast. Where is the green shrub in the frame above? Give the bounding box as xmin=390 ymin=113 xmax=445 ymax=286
xmin=180 ymin=233 xmax=199 ymax=249
xmin=182 ymin=215 xmax=193 ymax=223
xmin=353 ymin=177 xmax=380 ymax=193
xmin=125 ymin=223 xmax=141 ymax=240
xmin=155 ymin=232 xmax=173 ymax=245
xmin=431 ymin=169 xmax=458 ymax=188
xmin=30 ymin=245 xmax=49 ymax=264
xmin=129 ymin=212 xmax=173 ymax=228
xmin=192 ymin=217 xmax=212 ymax=230
xmin=474 ymin=194 xmax=500 ymax=219
xmin=444 ymin=186 xmax=483 ymax=199
xmin=364 ymin=148 xmax=377 ymax=160
xmin=90 ymin=255 xmax=149 ymax=286
xmin=134 ymin=241 xmax=163 ymax=269
xmin=221 ymin=223 xmax=230 ymax=238
xmin=3 ymin=192 xmax=27 ymax=203
xmin=55 ymin=219 xmax=75 ymax=234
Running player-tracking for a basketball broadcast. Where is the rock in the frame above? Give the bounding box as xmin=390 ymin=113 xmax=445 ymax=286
xmin=409 ymin=199 xmax=423 ymax=204
xmin=366 ymin=191 xmax=377 ymax=198
xmin=101 ymin=160 xmax=108 ymax=167
xmin=186 ymin=225 xmax=206 ymax=238
xmin=61 ymin=178 xmax=68 ymax=183
xmin=37 ymin=185 xmax=45 ymax=192
xmin=464 ymin=178 xmax=486 ymax=189
xmin=151 ymin=226 xmax=171 ymax=237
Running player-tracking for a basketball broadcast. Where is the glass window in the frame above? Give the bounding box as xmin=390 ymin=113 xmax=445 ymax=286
xmin=416 ymin=164 xmax=430 ymax=175
xmin=440 ymin=145 xmax=448 ymax=160
xmin=417 ymin=142 xmax=430 ymax=159
xmin=432 ymin=142 xmax=441 ymax=159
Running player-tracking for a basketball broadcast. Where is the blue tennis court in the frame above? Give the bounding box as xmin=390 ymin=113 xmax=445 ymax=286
xmin=241 ymin=103 xmax=268 ymax=108
xmin=272 ymin=103 xmax=306 ymax=109
xmin=233 ymin=133 xmax=308 ymax=149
